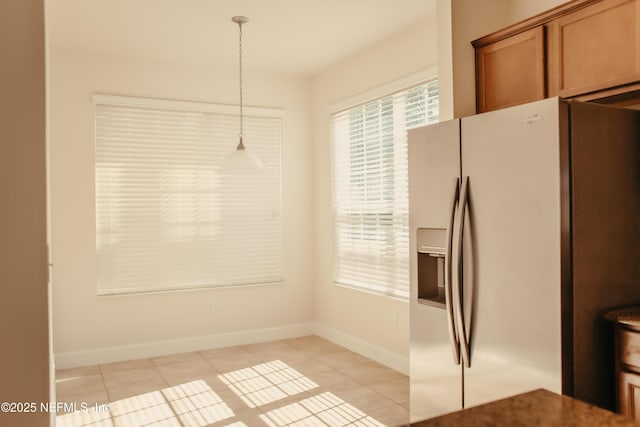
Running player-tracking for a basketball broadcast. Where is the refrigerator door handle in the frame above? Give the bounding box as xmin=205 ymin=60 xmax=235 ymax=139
xmin=446 ymin=178 xmax=461 ymax=365
xmin=456 ymin=176 xmax=472 ymax=368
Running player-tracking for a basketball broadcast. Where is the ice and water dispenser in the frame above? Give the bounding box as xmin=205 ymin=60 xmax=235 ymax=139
xmin=416 ymin=228 xmax=447 ymax=308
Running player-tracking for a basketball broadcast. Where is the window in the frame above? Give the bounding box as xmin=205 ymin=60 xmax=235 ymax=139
xmin=94 ymin=95 xmax=283 ymax=295
xmin=331 ymin=80 xmax=439 ymax=299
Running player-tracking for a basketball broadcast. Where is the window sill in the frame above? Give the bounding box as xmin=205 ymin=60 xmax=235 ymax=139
xmin=332 ymin=281 xmax=409 ymax=303
xmin=97 ymin=279 xmax=286 ymax=298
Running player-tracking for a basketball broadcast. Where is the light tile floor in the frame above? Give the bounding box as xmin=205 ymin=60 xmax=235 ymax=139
xmin=55 ymin=336 xmax=409 ymax=427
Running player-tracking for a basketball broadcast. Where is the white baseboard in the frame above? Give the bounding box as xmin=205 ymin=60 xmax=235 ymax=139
xmin=55 ymin=323 xmax=315 ymax=369
xmin=314 ymin=322 xmax=409 ymax=375
xmin=55 ymin=322 xmax=409 ymax=374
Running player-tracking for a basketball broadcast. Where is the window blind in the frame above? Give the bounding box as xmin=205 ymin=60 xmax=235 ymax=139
xmin=331 ymin=80 xmax=438 ymax=300
xmin=94 ymin=95 xmax=283 ymax=295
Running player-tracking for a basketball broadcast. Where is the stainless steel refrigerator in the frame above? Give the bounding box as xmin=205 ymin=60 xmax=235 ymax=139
xmin=408 ymin=97 xmax=640 ymax=422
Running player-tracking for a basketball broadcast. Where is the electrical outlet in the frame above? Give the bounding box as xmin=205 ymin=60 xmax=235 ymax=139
xmin=207 ymin=295 xmax=215 ymax=311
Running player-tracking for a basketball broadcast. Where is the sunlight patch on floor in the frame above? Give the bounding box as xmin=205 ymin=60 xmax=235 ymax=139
xmin=219 ymin=359 xmax=319 ymax=408
xmin=56 ymin=379 xmax=234 ymax=427
xmin=56 ymin=359 xmax=388 ymax=427
xmin=260 ymin=391 xmax=386 ymax=427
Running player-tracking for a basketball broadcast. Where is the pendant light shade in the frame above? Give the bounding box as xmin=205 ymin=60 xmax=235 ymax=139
xmin=219 ymin=138 xmax=264 ymax=173
xmin=220 ymin=16 xmax=264 ymax=174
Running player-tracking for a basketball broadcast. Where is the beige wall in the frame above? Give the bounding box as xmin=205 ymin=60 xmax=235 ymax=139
xmin=49 ymin=48 xmax=315 ymax=366
xmin=510 ymin=0 xmax=568 ymax=22
xmin=311 ymin=16 xmax=437 ymax=370
xmin=0 ymin=0 xmax=50 ymax=426
xmin=437 ymin=0 xmax=512 ymax=119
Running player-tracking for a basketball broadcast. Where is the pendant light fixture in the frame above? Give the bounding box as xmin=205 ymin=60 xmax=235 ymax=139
xmin=220 ymin=16 xmax=264 ymax=173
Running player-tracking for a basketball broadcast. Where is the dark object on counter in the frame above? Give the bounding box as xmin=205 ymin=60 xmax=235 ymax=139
xmin=409 ymin=389 xmax=639 ymax=427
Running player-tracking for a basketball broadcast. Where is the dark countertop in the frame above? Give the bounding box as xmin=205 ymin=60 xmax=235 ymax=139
xmin=603 ymin=306 xmax=640 ymax=328
xmin=409 ymin=389 xmax=639 ymax=426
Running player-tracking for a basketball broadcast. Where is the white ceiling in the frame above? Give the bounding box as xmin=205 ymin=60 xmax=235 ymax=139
xmin=47 ymin=0 xmax=436 ymax=75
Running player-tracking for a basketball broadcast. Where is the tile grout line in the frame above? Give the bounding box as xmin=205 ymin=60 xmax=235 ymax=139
xmin=96 ymin=364 xmax=112 ymax=403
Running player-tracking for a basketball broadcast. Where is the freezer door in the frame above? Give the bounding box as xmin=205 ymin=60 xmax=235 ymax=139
xmin=408 ymin=120 xmax=462 ymax=422
xmin=459 ymin=98 xmax=563 ymax=408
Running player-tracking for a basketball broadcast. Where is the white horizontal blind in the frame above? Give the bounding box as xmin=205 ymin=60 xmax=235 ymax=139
xmin=95 ymin=95 xmax=283 ymax=295
xmin=331 ymin=80 xmax=438 ymax=300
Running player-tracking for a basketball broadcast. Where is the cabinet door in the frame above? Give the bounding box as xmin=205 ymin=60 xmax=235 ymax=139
xmin=552 ymin=0 xmax=640 ymax=97
xmin=475 ymin=26 xmax=546 ymax=113
xmin=619 ymin=371 xmax=640 ymax=419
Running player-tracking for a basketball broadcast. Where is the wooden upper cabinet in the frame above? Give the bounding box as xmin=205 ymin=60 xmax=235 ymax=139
xmin=551 ymin=0 xmax=640 ymax=97
xmin=473 ymin=0 xmax=640 ymax=113
xmin=475 ymin=27 xmax=546 ymax=113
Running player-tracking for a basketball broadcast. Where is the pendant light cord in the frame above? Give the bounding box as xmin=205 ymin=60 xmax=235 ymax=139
xmin=223 ymin=16 xmax=263 ymax=172
xmin=237 ymin=20 xmax=245 ymax=150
